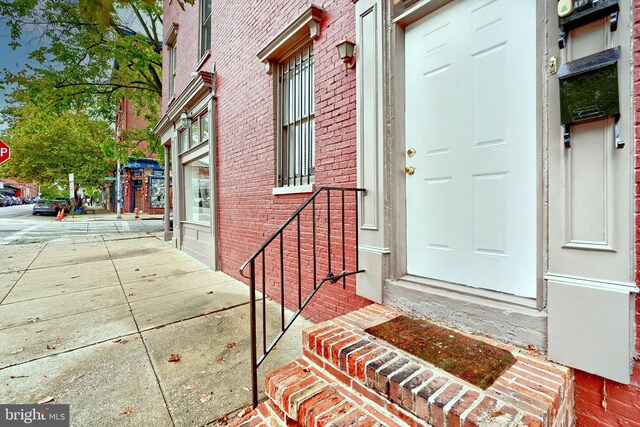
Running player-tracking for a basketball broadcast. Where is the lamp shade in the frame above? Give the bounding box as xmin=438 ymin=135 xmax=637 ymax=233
xmin=336 ymin=39 xmax=355 ymax=62
xmin=180 ymin=112 xmax=190 ymax=129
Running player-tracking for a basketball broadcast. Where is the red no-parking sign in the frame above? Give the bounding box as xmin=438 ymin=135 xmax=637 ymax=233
xmin=0 ymin=140 xmax=9 ymax=165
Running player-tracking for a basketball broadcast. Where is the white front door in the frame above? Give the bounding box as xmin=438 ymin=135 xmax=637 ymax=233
xmin=405 ymin=0 xmax=536 ymax=298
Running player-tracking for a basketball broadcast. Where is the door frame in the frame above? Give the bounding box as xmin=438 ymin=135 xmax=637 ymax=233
xmin=389 ymin=0 xmax=546 ymax=307
xmin=355 ymin=0 xmax=549 ymax=350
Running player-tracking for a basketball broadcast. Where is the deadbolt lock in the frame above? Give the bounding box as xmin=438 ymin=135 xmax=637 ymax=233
xmin=407 ymin=147 xmax=416 ymax=157
xmin=405 ymin=166 xmax=415 ymax=176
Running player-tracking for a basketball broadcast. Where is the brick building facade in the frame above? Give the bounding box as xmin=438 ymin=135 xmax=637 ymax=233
xmin=156 ymin=1 xmax=640 ymax=424
xmin=115 ymin=98 xmax=166 ymax=214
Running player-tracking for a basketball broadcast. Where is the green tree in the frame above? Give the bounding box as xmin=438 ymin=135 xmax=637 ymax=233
xmin=0 ymin=105 xmax=113 ymax=191
xmin=0 ymin=0 xmax=164 ymax=155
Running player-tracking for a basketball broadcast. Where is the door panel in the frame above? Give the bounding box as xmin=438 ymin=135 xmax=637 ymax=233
xmin=405 ymin=0 xmax=536 ymax=297
xmin=134 ymin=189 xmax=143 ymax=211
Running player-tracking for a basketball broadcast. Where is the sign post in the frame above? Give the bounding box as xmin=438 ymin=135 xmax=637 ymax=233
xmin=0 ymin=140 xmax=10 ymax=165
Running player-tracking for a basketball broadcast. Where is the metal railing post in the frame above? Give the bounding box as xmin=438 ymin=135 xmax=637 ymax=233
xmin=239 ymin=187 xmax=367 ymax=410
xmin=249 ymin=260 xmax=258 ymax=408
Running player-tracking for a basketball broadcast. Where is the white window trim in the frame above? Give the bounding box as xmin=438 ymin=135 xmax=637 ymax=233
xmin=199 ymin=0 xmax=212 ymax=59
xmin=272 ymin=183 xmax=314 ymax=195
xmin=257 ymin=5 xmax=322 ymax=192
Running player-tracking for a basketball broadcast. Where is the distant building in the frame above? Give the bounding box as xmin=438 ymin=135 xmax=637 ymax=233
xmin=0 ymin=179 xmax=37 ymax=198
xmin=113 ymin=98 xmax=169 ymax=214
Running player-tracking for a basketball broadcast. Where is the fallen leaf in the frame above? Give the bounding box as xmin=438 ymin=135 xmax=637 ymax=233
xmin=134 ymin=268 xmax=140 ymax=271
xmin=114 ymin=339 xmax=128 ymax=345
xmin=527 ymin=344 xmax=539 ymax=354
xmin=112 ymin=338 xmax=122 ymax=343
xmin=46 ymin=344 xmax=56 ymax=350
xmin=70 ymin=374 xmax=85 ymax=382
xmin=217 ymin=357 xmax=225 ymax=363
xmin=200 ymin=394 xmax=211 ymax=403
xmin=218 ymin=415 xmax=228 ymax=423
xmin=122 ymin=407 xmax=137 ymax=415
xmin=226 ymin=342 xmax=236 ymax=349
xmin=10 ymin=375 xmax=28 ymax=379
xmin=238 ymin=407 xmax=251 ymax=418
xmin=168 ymin=354 xmax=181 ymax=362
xmin=206 ymin=291 xmax=214 ymax=295
xmin=10 ymin=348 xmax=24 ymax=354
xmin=127 ymin=292 xmax=135 ymax=297
xmin=71 ymin=275 xmax=80 ymax=279
xmin=35 ymin=330 xmax=43 ymax=333
xmin=184 ymin=384 xmax=196 ymax=390
xmin=38 ymin=397 xmax=54 ymax=404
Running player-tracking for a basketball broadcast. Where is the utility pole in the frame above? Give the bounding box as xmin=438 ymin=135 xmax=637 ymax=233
xmin=116 ymin=159 xmax=122 ymax=219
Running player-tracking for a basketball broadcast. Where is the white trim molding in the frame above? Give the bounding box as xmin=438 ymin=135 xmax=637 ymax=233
xmin=257 ymin=4 xmax=323 ymax=73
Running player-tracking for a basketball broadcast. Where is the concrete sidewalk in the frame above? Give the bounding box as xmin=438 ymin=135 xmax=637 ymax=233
xmin=64 ymin=206 xmax=164 ymax=222
xmin=0 ymin=235 xmax=311 ymax=426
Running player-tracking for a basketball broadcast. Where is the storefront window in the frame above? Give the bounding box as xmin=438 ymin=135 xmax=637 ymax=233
xmin=191 ymin=120 xmax=200 ymax=147
xmin=184 ymin=156 xmax=210 ymax=223
xmin=180 ymin=130 xmax=189 ymax=152
xmin=201 ymin=113 xmax=209 ymax=142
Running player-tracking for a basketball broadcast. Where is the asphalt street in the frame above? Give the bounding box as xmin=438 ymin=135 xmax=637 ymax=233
xmin=0 ymin=204 xmax=163 ymax=245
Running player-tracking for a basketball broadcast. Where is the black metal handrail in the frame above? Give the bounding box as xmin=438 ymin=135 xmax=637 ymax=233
xmin=239 ymin=187 xmax=366 ymax=408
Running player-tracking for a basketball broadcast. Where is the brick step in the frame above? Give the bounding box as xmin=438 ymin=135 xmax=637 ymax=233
xmin=263 ymin=358 xmax=413 ymax=426
xmin=300 ymin=305 xmax=574 ymax=427
xmin=226 ymin=400 xmax=286 ymax=427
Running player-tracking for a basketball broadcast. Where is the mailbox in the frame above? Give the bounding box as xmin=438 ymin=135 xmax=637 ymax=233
xmin=557 ymin=46 xmax=623 ymax=148
xmin=558 ymin=0 xmax=619 ymax=48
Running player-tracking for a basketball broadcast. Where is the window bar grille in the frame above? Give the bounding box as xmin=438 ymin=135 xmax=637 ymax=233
xmin=307 ymin=45 xmax=313 ymax=185
xmin=287 ymin=57 xmax=298 ymax=185
xmin=298 ymin=52 xmax=302 ymax=187
xmin=278 ymin=66 xmax=288 ymax=187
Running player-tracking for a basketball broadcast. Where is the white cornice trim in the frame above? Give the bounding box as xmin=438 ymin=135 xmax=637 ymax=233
xmin=256 ymin=4 xmax=323 ymax=73
xmin=163 ymin=23 xmax=179 ymax=46
xmin=153 ymin=70 xmax=215 ymax=135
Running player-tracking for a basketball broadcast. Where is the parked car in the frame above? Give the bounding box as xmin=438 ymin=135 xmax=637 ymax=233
xmin=53 ymin=198 xmax=71 ymax=213
xmin=0 ymin=195 xmax=11 ymax=207
xmin=32 ymin=200 xmax=62 ymax=216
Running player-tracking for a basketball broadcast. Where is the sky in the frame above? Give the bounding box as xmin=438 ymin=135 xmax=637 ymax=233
xmin=0 ymin=16 xmax=41 ymax=132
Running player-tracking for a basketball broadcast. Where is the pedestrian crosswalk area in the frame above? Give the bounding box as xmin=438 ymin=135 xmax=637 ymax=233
xmin=0 ymin=220 xmax=163 ymax=245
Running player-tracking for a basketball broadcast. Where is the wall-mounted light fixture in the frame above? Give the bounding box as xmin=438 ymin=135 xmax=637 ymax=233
xmin=336 ymin=38 xmax=355 ymax=75
xmin=180 ymin=112 xmax=191 ymax=129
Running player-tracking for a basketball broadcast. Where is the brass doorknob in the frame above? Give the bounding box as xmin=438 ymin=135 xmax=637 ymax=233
xmin=405 ymin=166 xmax=415 ymax=175
xmin=407 ymin=148 xmax=416 ymax=157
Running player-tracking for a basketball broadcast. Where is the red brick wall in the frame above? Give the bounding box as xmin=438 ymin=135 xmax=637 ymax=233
xmin=161 ymin=0 xmax=207 ymax=114
xmin=163 ymin=0 xmax=371 ymax=322
xmin=573 ymin=3 xmax=640 ymax=425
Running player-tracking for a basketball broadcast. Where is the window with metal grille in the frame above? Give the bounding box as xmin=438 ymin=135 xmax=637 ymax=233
xmin=277 ymin=45 xmax=314 ymax=187
xmin=200 ymin=0 xmax=211 ymax=58
xmin=169 ymin=44 xmax=177 ymax=99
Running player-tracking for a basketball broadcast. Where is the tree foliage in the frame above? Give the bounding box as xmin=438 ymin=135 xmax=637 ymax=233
xmin=0 ymin=0 xmax=164 ymax=155
xmin=0 ymin=105 xmax=113 ymax=190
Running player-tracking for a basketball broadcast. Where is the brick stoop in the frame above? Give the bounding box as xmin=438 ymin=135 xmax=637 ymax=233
xmin=229 ymin=304 xmax=574 ymax=427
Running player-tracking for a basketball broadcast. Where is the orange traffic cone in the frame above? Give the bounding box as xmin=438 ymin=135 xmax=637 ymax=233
xmin=56 ymin=209 xmax=62 ymax=221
